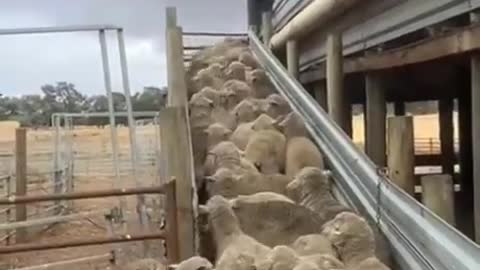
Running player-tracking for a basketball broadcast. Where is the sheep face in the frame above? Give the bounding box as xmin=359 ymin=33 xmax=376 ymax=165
xmin=204 ymin=141 xmax=242 ymax=176
xmin=174 ymin=256 xmax=213 ymax=270
xmin=224 ymin=80 xmax=252 ymax=101
xmin=192 ymin=68 xmax=215 ymax=90
xmin=251 ymin=114 xmax=275 ymax=131
xmin=195 ymin=87 xmax=221 ymax=106
xmin=321 ymin=212 xmax=376 ymax=264
xmin=204 ymin=123 xmax=232 ymax=150
xmin=207 ymin=63 xmax=224 ymax=78
xmin=304 ymin=254 xmax=344 ymax=270
xmin=206 ymin=195 xmax=241 ymax=237
xmin=277 ymin=112 xmax=308 ymax=138
xmin=226 ymin=61 xmax=247 ymax=81
xmin=205 ymin=167 xmax=238 ymax=198
xmin=239 ymin=51 xmax=259 ymax=69
xmin=264 ymin=94 xmax=291 ymax=119
xmin=287 ymin=167 xmax=330 ymax=201
xmin=189 ymin=95 xmax=214 ymax=127
xmin=232 ymin=100 xmax=261 ymax=124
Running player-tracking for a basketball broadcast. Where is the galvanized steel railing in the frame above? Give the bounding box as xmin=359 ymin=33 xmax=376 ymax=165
xmin=249 ymin=30 xmax=480 ymax=270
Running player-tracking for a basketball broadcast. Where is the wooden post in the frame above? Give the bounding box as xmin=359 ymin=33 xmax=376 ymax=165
xmin=387 ymin=116 xmax=415 ymax=195
xmin=439 ymin=99 xmax=455 ymax=176
xmin=262 ymin=11 xmax=273 ymax=46
xmin=165 ymin=180 xmax=179 ymax=263
xmin=326 ymin=32 xmax=348 ymax=133
xmin=166 ymin=26 xmax=188 ymax=106
xmin=394 ymin=101 xmax=405 ymax=116
xmin=166 ymin=7 xmax=177 ymax=29
xmin=159 ymin=108 xmax=195 ymax=260
xmin=471 ymin=26 xmax=480 ymax=242
xmin=286 ymin=40 xmax=299 ymax=78
xmin=365 ymin=72 xmax=387 ymax=167
xmin=421 ymin=174 xmax=456 ymax=226
xmin=313 ymin=81 xmax=328 ymax=110
xmin=15 ymin=128 xmax=27 ymax=243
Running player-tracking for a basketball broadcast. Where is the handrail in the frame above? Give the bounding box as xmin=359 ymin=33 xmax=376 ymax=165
xmin=249 ymin=30 xmax=480 ymax=270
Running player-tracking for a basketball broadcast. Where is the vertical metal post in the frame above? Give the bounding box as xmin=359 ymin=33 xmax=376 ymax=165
xmin=98 ymin=29 xmax=126 ymax=215
xmin=65 ymin=116 xmax=74 ymax=210
xmin=15 ymin=128 xmax=27 ymax=243
xmin=286 ymin=40 xmax=299 ymax=78
xmin=421 ymin=174 xmax=456 ymax=226
xmin=313 ymin=81 xmax=328 ymax=110
xmin=53 ymin=116 xmax=63 ymax=214
xmin=117 ymin=29 xmax=147 ymax=227
xmin=5 ymin=176 xmax=11 ymax=245
xmin=166 ymin=7 xmax=177 ymax=29
xmin=439 ymin=99 xmax=455 ymax=176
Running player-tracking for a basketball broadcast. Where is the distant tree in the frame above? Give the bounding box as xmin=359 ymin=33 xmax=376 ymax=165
xmin=132 ymin=86 xmax=167 ymax=111
xmin=41 ymin=82 xmax=87 ymax=113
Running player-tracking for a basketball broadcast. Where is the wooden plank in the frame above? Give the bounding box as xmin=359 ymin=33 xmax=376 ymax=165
xmin=159 ymin=108 xmax=195 ymax=260
xmin=166 ymin=26 xmax=188 ymax=107
xmin=301 ymin=23 xmax=480 ymax=82
xmin=165 ymin=180 xmax=179 ymax=263
xmin=15 ymin=128 xmax=27 ymax=243
xmin=387 ymin=116 xmax=415 ymax=195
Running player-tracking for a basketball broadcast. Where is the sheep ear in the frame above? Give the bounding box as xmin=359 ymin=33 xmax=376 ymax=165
xmin=198 ymin=205 xmax=209 ymax=215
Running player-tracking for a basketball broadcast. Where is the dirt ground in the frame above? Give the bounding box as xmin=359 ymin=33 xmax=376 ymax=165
xmin=0 ymin=122 xmax=163 ymax=269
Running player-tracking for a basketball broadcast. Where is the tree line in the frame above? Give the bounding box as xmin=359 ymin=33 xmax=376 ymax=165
xmin=0 ymin=82 xmax=167 ymax=126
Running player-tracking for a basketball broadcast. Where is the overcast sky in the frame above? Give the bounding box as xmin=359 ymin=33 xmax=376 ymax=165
xmin=0 ymin=0 xmax=247 ymax=96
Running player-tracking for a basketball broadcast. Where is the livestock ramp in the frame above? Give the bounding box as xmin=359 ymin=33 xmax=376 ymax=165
xmin=246 ymin=32 xmax=479 ymax=270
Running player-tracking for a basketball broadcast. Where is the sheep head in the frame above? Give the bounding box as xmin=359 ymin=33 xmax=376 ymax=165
xmin=278 ymin=112 xmax=308 ymax=138
xmin=292 ymin=234 xmax=337 ymax=258
xmin=287 ymin=167 xmax=331 ymax=202
xmin=264 ymin=94 xmax=290 ymax=119
xmin=204 ymin=123 xmax=232 ymax=150
xmin=223 ymin=80 xmax=252 ymax=101
xmin=172 ymin=256 xmax=213 ymax=270
xmin=206 ymin=195 xmax=242 ymax=238
xmin=321 ymin=212 xmax=376 ymax=266
xmin=251 ymin=114 xmax=275 ymax=131
xmin=256 ymin=245 xmax=298 ymax=270
xmin=226 ymin=61 xmax=247 ymax=81
xmin=232 ymin=99 xmax=261 ymax=124
xmin=239 ymin=51 xmax=259 ymax=69
xmin=303 ymin=254 xmax=344 ymax=270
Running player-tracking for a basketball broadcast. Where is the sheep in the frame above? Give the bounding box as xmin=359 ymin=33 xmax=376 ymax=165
xmin=170 ymin=256 xmax=213 ymax=270
xmin=231 ymin=99 xmax=263 ymax=125
xmin=230 ymin=193 xmax=328 ymax=247
xmin=291 ymin=234 xmax=337 ymax=258
xmin=230 ymin=114 xmax=275 ymax=150
xmin=275 ymin=111 xmax=309 ymax=139
xmin=204 ymin=123 xmax=232 ymax=150
xmin=192 ymin=86 xmax=222 ymax=106
xmin=204 ymin=141 xmax=242 ymax=176
xmin=222 ymin=80 xmax=253 ymax=109
xmin=205 ymin=168 xmax=290 ymax=198
xmin=322 ymin=212 xmax=390 ymax=270
xmin=244 ymin=129 xmax=286 ymax=174
xmin=285 ymin=137 xmax=325 ymax=178
xmin=256 ymin=246 xmax=344 ymax=270
xmin=123 ymin=258 xmax=164 ymax=270
xmin=191 ymin=68 xmax=224 ymax=91
xmin=248 ymin=69 xmax=275 ymax=98
xmin=239 ymin=51 xmax=259 ymax=69
xmin=264 ymin=94 xmax=291 ymax=119
xmin=286 ymin=167 xmax=351 ymax=222
xmin=211 ymin=106 xmax=237 ymax=131
xmin=189 ymin=94 xmax=214 ymax=128
xmin=226 ymin=61 xmax=247 ymax=81
xmin=205 ymin=195 xmax=271 ymax=270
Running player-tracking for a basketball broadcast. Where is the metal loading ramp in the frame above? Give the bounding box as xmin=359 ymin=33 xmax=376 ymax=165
xmin=247 ymin=31 xmax=480 ymax=270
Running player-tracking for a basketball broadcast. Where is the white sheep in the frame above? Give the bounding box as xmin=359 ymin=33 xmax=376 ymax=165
xmin=204 ymin=141 xmax=243 ymax=176
xmin=256 ymin=246 xmax=344 ymax=270
xmin=204 ymin=123 xmax=232 ymax=150
xmin=244 ymin=129 xmax=286 ymax=174
xmin=230 ymin=193 xmax=328 ymax=247
xmin=192 ymin=68 xmax=223 ymax=91
xmin=226 ymin=61 xmax=247 ymax=81
xmin=205 ymin=195 xmax=271 ymax=270
xmin=230 ymin=114 xmax=275 ymax=150
xmin=170 ymin=256 xmax=213 ymax=270
xmin=189 ymin=94 xmax=214 ymax=128
xmin=222 ymin=80 xmax=253 ymax=107
xmin=285 ymin=137 xmax=324 ymax=178
xmin=291 ymin=234 xmax=337 ymax=258
xmin=123 ymin=258 xmax=164 ymax=270
xmin=239 ymin=51 xmax=259 ymax=69
xmin=231 ymin=99 xmax=263 ymax=125
xmin=322 ymin=212 xmax=390 ymax=270
xmin=205 ymin=167 xmax=290 ymax=198
xmin=211 ymin=106 xmax=237 ymax=131
xmin=248 ymin=69 xmax=275 ymax=98
xmin=275 ymin=111 xmax=309 ymax=139
xmin=287 ymin=167 xmax=351 ymax=222
xmin=192 ymin=86 xmax=222 ymax=106
xmin=264 ymin=94 xmax=291 ymax=119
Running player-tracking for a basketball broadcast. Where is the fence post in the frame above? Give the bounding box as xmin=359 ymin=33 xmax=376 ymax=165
xmin=15 ymin=128 xmax=27 ymax=243
xmin=421 ymin=174 xmax=456 ymax=226
xmin=387 ymin=116 xmax=415 ymax=195
xmin=165 ymin=179 xmax=179 ymax=263
xmin=262 ymin=11 xmax=273 ymax=46
xmin=5 ymin=176 xmax=12 ymax=245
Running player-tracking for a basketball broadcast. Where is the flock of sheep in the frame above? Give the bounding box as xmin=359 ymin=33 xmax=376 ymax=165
xmin=123 ymin=39 xmax=393 ymax=270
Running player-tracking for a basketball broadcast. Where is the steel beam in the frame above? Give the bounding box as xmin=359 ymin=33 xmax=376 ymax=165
xmin=0 ymin=25 xmax=119 ymax=35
